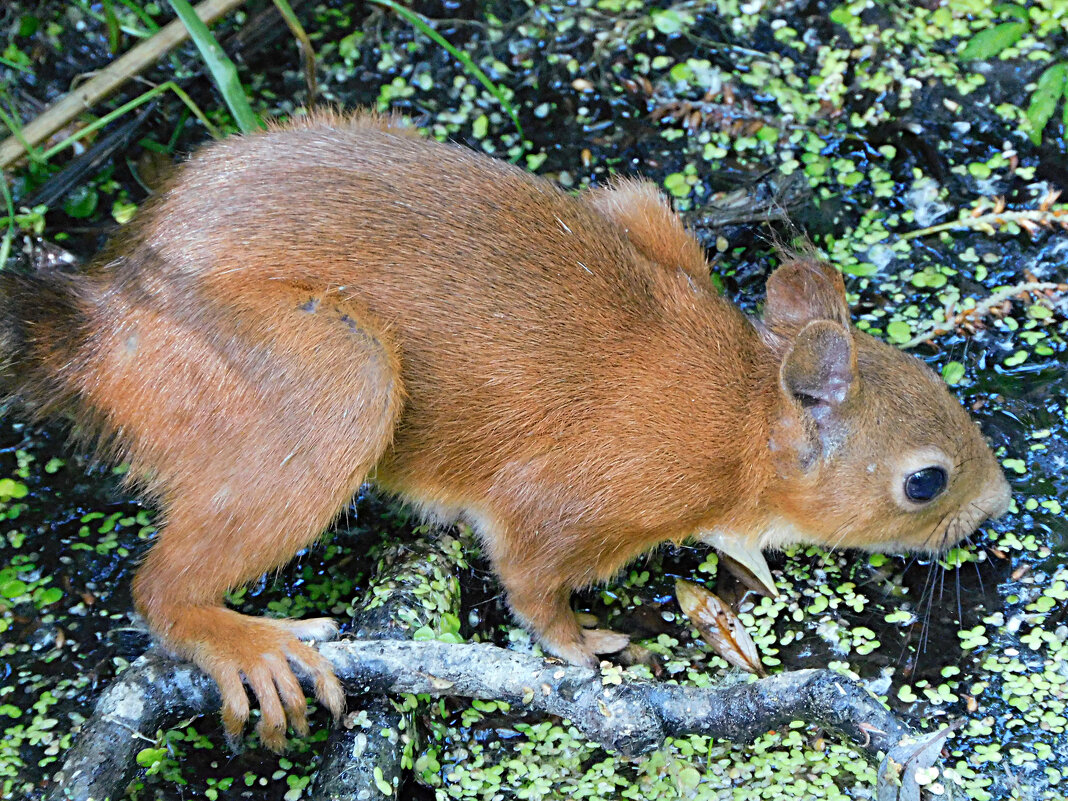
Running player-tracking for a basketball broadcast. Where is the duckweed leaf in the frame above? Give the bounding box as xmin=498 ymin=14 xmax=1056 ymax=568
xmin=886 ymin=320 xmax=912 ymax=344
xmin=135 ymin=747 xmax=168 ymax=768
xmin=941 ymin=361 xmax=965 ymax=385
xmin=63 ymin=185 xmax=98 ymax=219
xmin=675 ymin=579 xmax=765 ymax=676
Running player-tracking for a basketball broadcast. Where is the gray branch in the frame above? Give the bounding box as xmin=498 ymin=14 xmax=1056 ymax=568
xmin=48 ymin=639 xmax=932 ymax=801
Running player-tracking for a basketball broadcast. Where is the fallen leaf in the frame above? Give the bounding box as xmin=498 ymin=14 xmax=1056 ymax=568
xmin=675 ymin=579 xmax=766 ymax=676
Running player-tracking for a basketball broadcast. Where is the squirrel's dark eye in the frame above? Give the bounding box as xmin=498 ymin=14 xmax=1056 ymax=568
xmin=905 ymin=466 xmax=948 ymax=503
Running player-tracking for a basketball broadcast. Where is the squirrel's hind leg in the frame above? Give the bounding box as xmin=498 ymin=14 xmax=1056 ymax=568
xmin=84 ymin=285 xmax=403 ymax=750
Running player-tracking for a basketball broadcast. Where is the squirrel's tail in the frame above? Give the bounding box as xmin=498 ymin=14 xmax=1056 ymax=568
xmin=0 ymin=268 xmax=89 ymax=419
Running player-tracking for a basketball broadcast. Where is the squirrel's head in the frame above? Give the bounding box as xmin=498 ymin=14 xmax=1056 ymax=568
xmin=755 ymin=257 xmax=1011 ymax=554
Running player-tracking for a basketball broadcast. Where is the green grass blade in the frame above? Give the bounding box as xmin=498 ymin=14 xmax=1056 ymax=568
xmin=0 ymin=100 xmax=41 ymax=162
xmin=117 ymin=0 xmax=163 ymax=33
xmin=39 ymin=82 xmax=220 ymax=161
xmin=272 ymin=0 xmax=318 ymax=102
xmin=0 ymin=174 xmax=15 ymax=271
xmin=369 ymin=0 xmax=523 ymax=139
xmin=0 ymin=56 xmax=31 ymax=73
xmin=167 ymin=0 xmax=263 ymax=133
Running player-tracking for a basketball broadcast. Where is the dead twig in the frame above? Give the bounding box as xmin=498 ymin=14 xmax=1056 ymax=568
xmin=902 ymin=191 xmax=1068 ymax=240
xmin=901 ymin=281 xmax=1067 ymax=349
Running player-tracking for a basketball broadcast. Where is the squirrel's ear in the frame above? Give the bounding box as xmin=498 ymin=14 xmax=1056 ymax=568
xmin=774 ymin=320 xmax=858 ymax=463
xmin=763 ymin=259 xmax=850 ymax=336
xmin=781 ymin=320 xmax=857 ymax=411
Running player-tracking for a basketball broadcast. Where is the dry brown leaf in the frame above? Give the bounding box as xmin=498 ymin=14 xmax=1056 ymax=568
xmin=675 ymin=579 xmax=766 ymax=676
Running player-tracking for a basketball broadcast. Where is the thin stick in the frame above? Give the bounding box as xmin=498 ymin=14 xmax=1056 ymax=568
xmin=901 ymin=281 xmax=1068 ymax=349
xmin=0 ymin=0 xmax=245 ymax=169
xmin=902 ymin=192 xmax=1068 ymax=241
xmin=901 ymin=208 xmax=1068 ymax=240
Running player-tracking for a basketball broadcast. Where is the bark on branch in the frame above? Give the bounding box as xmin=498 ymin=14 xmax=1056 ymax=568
xmin=49 ymin=639 xmax=918 ymax=801
xmin=309 ymin=529 xmax=464 ymax=800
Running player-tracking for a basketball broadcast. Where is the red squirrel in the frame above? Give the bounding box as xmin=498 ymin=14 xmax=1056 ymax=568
xmin=0 ymin=111 xmax=1011 ymax=750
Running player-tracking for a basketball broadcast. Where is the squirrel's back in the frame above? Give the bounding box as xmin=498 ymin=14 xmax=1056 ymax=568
xmin=60 ymin=112 xmax=764 ymax=519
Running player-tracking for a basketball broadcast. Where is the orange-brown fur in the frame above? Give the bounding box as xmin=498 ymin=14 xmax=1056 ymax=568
xmin=0 ymin=111 xmax=1010 ymax=749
